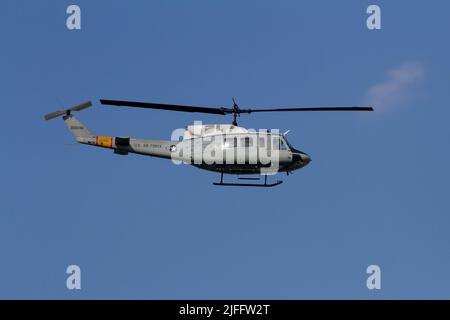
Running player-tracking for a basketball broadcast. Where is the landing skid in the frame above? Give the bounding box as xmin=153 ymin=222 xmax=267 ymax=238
xmin=213 ymin=172 xmax=283 ymax=187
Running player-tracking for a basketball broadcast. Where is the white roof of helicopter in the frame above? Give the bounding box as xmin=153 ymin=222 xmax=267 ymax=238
xmin=184 ymin=124 xmax=250 ymax=139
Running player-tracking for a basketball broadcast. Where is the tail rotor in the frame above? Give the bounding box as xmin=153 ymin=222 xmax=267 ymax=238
xmin=44 ymin=101 xmax=92 ymax=120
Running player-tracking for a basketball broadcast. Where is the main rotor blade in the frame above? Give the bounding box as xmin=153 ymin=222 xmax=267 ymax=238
xmin=100 ymin=99 xmax=228 ymax=115
xmin=243 ymin=106 xmax=374 ymax=113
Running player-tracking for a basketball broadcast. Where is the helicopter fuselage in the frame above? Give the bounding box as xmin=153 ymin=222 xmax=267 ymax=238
xmin=76 ymin=122 xmax=311 ymax=175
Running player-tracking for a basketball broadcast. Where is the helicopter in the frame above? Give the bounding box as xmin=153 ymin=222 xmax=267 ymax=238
xmin=44 ymin=99 xmax=373 ymax=187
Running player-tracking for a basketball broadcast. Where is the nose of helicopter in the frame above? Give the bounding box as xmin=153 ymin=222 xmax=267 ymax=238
xmin=292 ymin=152 xmax=311 ymax=166
xmin=300 ymin=152 xmax=311 ymax=165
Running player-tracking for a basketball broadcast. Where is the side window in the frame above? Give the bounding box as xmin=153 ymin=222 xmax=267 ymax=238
xmin=272 ymin=137 xmax=280 ymax=150
xmin=241 ymin=137 xmax=253 ymax=147
xmin=258 ymin=137 xmax=265 ymax=148
xmin=225 ymin=137 xmax=236 ymax=148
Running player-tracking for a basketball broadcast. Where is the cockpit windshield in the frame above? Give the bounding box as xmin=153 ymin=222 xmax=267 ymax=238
xmin=282 ymin=135 xmax=306 ymax=154
xmin=283 ymin=136 xmax=294 ymax=149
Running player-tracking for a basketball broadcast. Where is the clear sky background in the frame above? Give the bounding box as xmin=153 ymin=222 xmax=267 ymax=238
xmin=1 ymin=0 xmax=449 ymax=299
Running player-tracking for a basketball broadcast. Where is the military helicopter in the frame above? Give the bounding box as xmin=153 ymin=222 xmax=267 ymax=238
xmin=44 ymin=99 xmax=373 ymax=187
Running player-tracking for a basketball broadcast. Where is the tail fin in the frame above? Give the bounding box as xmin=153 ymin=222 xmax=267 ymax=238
xmin=63 ymin=114 xmax=95 ymax=139
xmin=44 ymin=101 xmax=95 ymax=143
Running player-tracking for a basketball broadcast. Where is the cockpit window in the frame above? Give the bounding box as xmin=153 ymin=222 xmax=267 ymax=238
xmin=273 ymin=136 xmax=288 ymax=150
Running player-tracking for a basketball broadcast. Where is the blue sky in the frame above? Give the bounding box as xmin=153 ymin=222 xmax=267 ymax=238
xmin=1 ymin=0 xmax=450 ymax=299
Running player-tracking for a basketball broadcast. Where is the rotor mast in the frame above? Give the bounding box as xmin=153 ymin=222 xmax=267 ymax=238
xmin=231 ymin=98 xmax=240 ymax=126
